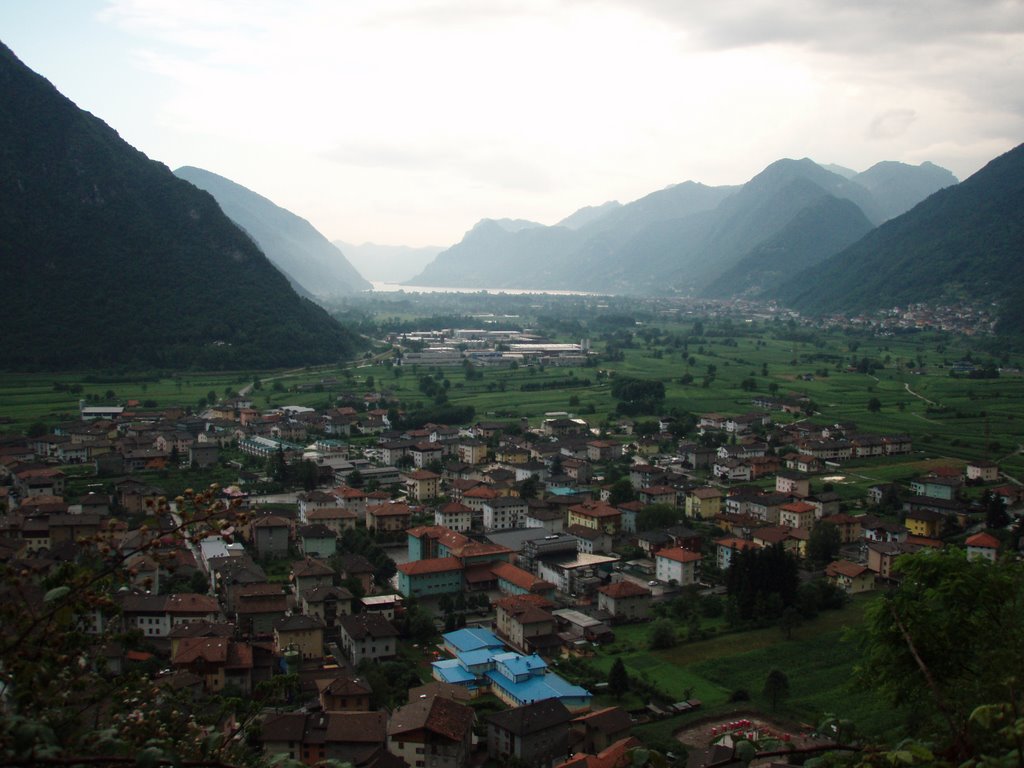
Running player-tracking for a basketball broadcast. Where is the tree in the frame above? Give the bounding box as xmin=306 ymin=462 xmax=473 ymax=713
xmin=778 ymin=605 xmax=801 ymax=640
xmin=807 ymin=521 xmax=841 ymax=566
xmin=983 ymin=490 xmax=1010 ymax=529
xmin=762 ymin=669 xmax=790 ymax=710
xmin=519 ymin=475 xmax=540 ymax=501
xmin=648 ymin=619 xmax=678 ymax=650
xmin=607 ymin=478 xmax=636 ymax=506
xmin=608 ymin=657 xmax=630 ymax=699
xmin=867 ymin=396 xmax=882 ymax=413
xmin=0 ymin=487 xmax=274 ymax=767
xmin=858 ymin=549 xmax=1024 ymax=760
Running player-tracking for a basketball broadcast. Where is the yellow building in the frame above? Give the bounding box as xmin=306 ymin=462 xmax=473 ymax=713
xmin=685 ymin=487 xmax=722 ymax=520
xmin=567 ymin=502 xmax=621 ymax=535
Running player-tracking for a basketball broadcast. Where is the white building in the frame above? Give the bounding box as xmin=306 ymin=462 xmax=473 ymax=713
xmin=654 ymin=547 xmax=702 ymax=586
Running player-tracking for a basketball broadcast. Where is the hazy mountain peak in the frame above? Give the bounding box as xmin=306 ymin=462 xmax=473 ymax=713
xmin=472 ymin=218 xmax=544 ymax=234
xmin=822 ymin=163 xmax=859 ymax=179
xmin=174 ymin=166 xmax=370 ymax=297
xmin=556 ymin=200 xmax=622 ymax=230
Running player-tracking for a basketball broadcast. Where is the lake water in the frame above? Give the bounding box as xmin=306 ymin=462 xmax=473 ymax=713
xmin=369 ymin=281 xmax=602 ymax=296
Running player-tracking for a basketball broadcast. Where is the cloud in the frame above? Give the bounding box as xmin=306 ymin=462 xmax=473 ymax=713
xmin=322 ymin=138 xmax=554 ymax=193
xmin=867 ymin=109 xmax=917 ymax=140
xmin=622 ymin=0 xmax=1024 ymax=53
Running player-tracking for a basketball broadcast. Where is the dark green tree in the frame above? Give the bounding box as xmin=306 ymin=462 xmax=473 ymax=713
xmin=648 ymin=619 xmax=678 ymax=650
xmin=808 ymin=520 xmax=842 ymax=566
xmin=762 ymin=669 xmax=790 ymax=710
xmin=607 ymin=478 xmax=636 ymax=506
xmin=858 ymin=549 xmax=1024 ymax=759
xmin=608 ymin=657 xmax=630 ymax=699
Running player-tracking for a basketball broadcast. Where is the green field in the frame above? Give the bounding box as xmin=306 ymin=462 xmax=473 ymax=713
xmin=586 ymin=594 xmax=901 ymax=739
xmin=3 ymin=310 xmax=1022 ymax=490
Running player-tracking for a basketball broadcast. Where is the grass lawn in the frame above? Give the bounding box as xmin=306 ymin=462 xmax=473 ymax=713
xmin=587 ymin=594 xmax=900 ymax=739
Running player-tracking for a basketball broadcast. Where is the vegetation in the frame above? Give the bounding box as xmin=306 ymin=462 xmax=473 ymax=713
xmin=0 ymin=42 xmax=362 ymax=370
xmin=787 ymin=142 xmax=1024 ymax=334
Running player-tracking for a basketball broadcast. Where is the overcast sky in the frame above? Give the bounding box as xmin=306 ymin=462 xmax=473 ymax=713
xmin=2 ymin=0 xmax=1022 ymax=247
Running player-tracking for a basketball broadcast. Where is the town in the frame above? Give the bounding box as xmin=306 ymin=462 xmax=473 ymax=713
xmin=2 ymin=310 xmax=1020 ymax=768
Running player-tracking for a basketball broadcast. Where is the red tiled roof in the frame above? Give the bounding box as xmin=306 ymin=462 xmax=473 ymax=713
xmin=597 ymin=581 xmax=651 ymax=599
xmin=397 ymin=557 xmax=462 ymax=576
xmin=825 ymin=560 xmax=870 ymax=579
xmin=966 ymin=532 xmax=1001 ymax=549
xmin=656 ymin=547 xmax=702 ymax=564
xmin=490 ymin=562 xmax=550 ymax=592
xmin=781 ymin=501 xmax=816 ymax=514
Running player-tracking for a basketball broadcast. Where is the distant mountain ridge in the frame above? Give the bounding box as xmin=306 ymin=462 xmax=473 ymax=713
xmin=782 ymin=142 xmax=1024 ymax=333
xmin=334 ymin=240 xmax=445 ymax=284
xmin=174 ymin=166 xmax=370 ymax=298
xmin=0 ymin=41 xmax=360 ymax=370
xmin=408 ymin=157 xmax=956 ymax=294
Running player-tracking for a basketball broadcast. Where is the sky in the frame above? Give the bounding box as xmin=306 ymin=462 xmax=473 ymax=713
xmin=2 ymin=0 xmax=1022 ymax=248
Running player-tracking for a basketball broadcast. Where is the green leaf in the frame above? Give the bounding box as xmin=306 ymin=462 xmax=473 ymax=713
xmin=43 ymin=586 xmax=70 ymax=602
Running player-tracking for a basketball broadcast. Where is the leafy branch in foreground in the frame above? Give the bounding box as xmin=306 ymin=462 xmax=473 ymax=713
xmin=0 ymin=486 xmax=275 ymax=768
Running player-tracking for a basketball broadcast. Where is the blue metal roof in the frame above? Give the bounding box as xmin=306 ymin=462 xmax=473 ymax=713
xmin=432 ymin=658 xmax=477 ymax=685
xmin=486 ymin=668 xmax=591 ymax=704
xmin=442 ymin=627 xmax=503 ymax=653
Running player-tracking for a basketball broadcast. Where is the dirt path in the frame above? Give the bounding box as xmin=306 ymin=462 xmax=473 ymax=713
xmin=904 ymin=381 xmax=936 ymax=405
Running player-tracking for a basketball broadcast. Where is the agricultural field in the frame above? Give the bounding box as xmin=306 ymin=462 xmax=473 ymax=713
xmin=587 ymin=594 xmax=901 ymax=742
xmin=3 ymin=302 xmax=1022 ymax=482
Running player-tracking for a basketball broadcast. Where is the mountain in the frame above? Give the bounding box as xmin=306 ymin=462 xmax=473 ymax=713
xmin=334 ymin=241 xmax=445 ymax=284
xmin=850 ymin=160 xmax=959 ymax=220
xmin=0 ymin=41 xmax=361 ymax=370
xmin=783 ymin=143 xmax=1024 ymax=333
xmin=702 ymin=195 xmax=874 ymax=298
xmin=406 ymin=182 xmax=733 ymax=289
xmin=556 ymin=200 xmax=622 ymax=230
xmin=823 ymin=163 xmax=858 ymax=179
xmin=407 ymin=155 xmax=955 ymax=295
xmin=174 ymin=166 xmax=370 ymax=297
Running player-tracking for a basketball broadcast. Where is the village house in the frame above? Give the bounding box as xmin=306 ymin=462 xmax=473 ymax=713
xmin=821 ymin=513 xmax=862 ymax=543
xmin=825 ymin=560 xmax=875 ymax=594
xmin=966 ymin=460 xmax=999 ymax=483
xmin=434 ymin=501 xmax=474 ymax=532
xmin=258 ymin=711 xmax=387 ymax=767
xmin=172 ymin=637 xmax=254 ymax=694
xmin=305 ymin=506 xmax=358 ymax=536
xmin=596 ymin=580 xmax=652 ymax=622
xmin=775 ymin=471 xmax=810 ymax=498
xmin=566 ymin=502 xmax=621 ymax=535
xmin=292 ymin=557 xmax=335 ymax=596
xmin=298 ymin=523 xmax=337 ymax=558
xmin=318 ymin=675 xmax=373 ymax=712
xmin=715 ymin=537 xmax=761 ymax=570
xmin=494 ymin=594 xmax=557 ymax=654
xmin=248 ymin=518 xmax=292 ymax=561
xmin=301 ymin=585 xmax=353 ymax=638
xmin=905 ymin=508 xmax=945 ymax=539
xmin=397 ymin=557 xmax=464 ymax=598
xmin=487 ymin=698 xmax=572 ymax=768
xmin=966 ymin=531 xmax=1001 ymax=561
xmin=336 ymin=554 xmax=376 ymax=594
xmin=388 ymin=695 xmax=476 ymax=768
xmin=403 ymin=469 xmax=442 ymax=502
xmin=778 ymin=501 xmax=817 ymax=530
xmin=366 ymin=502 xmax=413 ymax=533
xmin=483 ymin=496 xmax=528 ymax=531
xmin=273 ymin=614 xmax=325 ymax=660
xmin=337 ymin=613 xmax=399 ymax=665
xmin=637 ymin=485 xmax=678 ymax=508
xmin=654 ymin=547 xmax=701 ymax=586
